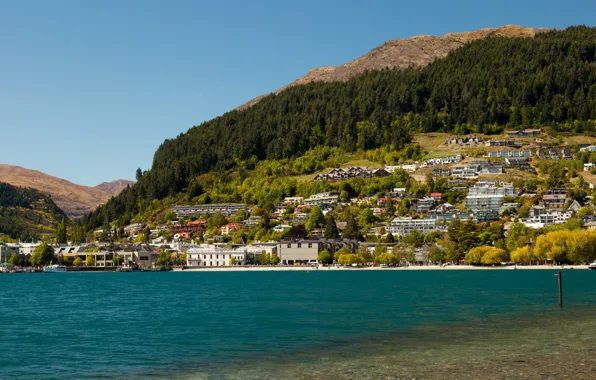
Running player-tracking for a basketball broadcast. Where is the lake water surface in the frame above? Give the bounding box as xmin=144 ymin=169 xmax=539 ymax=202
xmin=1 ymin=270 xmax=595 ymax=379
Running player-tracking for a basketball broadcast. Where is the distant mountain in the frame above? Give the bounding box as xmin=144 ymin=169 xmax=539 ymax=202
xmin=95 ymin=179 xmax=135 ymax=197
xmin=0 ymin=181 xmax=66 ymax=241
xmin=0 ymin=164 xmax=133 ymax=218
xmin=237 ymin=25 xmax=551 ymax=110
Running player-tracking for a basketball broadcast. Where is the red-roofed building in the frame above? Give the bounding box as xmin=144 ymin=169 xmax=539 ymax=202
xmin=430 ymin=193 xmax=443 ymax=201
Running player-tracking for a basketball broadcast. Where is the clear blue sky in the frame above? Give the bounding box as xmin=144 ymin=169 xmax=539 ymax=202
xmin=0 ymin=0 xmax=593 ymax=186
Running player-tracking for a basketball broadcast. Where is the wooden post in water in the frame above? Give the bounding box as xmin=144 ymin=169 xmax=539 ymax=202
xmin=558 ymin=271 xmax=563 ymax=307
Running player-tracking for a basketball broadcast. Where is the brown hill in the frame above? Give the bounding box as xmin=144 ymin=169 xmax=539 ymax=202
xmin=237 ymin=25 xmax=551 ymax=110
xmin=95 ymin=179 xmax=135 ymax=197
xmin=0 ymin=164 xmax=132 ymax=218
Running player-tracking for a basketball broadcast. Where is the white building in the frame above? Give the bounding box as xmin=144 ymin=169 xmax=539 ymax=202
xmin=187 ymin=246 xmax=247 ymax=267
xmin=387 ymin=217 xmax=440 ymax=236
xmin=305 ymin=192 xmax=339 ymax=208
xmin=385 ymin=164 xmax=418 ymax=173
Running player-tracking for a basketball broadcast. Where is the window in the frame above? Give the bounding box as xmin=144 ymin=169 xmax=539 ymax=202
xmin=297 ymin=244 xmax=301 ymax=248
xmin=287 ymin=244 xmax=291 ymax=248
xmin=308 ymin=243 xmax=312 ymax=248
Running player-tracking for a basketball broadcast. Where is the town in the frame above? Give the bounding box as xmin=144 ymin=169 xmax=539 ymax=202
xmin=3 ymin=130 xmax=596 ymax=271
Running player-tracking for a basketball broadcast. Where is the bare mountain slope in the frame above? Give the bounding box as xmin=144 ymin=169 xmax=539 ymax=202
xmin=95 ymin=179 xmax=135 ymax=197
xmin=0 ymin=164 xmax=132 ymax=218
xmin=237 ymin=25 xmax=551 ymax=110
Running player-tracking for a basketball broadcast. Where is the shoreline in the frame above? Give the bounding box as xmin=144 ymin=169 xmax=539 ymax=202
xmin=175 ymin=264 xmax=589 ymax=272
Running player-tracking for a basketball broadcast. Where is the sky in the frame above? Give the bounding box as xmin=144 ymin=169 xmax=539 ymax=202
xmin=0 ymin=0 xmax=594 ymax=186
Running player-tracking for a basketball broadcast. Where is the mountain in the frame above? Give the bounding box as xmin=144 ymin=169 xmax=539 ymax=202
xmin=0 ymin=165 xmax=133 ymax=218
xmin=95 ymin=179 xmax=135 ymax=197
xmin=83 ymin=26 xmax=596 ymax=230
xmin=0 ymin=181 xmax=67 ymax=241
xmin=237 ymin=25 xmax=551 ymax=110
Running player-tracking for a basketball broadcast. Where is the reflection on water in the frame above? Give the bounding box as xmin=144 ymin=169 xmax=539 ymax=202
xmin=180 ymin=306 xmax=596 ymax=379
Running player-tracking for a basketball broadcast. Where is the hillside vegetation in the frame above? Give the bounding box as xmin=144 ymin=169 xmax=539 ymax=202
xmin=0 ymin=182 xmax=67 ymax=241
xmin=84 ymin=26 xmax=596 ymax=229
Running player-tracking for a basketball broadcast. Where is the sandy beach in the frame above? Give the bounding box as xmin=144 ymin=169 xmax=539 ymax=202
xmin=175 ymin=264 xmax=589 ymax=272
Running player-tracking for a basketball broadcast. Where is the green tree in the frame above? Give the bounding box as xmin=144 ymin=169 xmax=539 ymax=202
xmin=260 ymin=252 xmax=271 ymax=265
xmin=230 ymin=256 xmax=237 ymax=265
xmin=306 ymin=206 xmax=325 ymax=231
xmin=359 ymin=208 xmax=375 ymax=227
xmin=428 ymin=246 xmax=445 ymax=264
xmin=481 ymin=248 xmax=509 ymax=265
xmin=156 ymin=250 xmax=172 ymax=266
xmin=386 ymin=232 xmax=395 ymax=243
xmin=211 ymin=212 xmax=228 ymax=228
xmin=29 ymin=243 xmax=56 ymax=267
xmin=8 ymin=253 xmax=19 ymax=265
xmin=317 ymin=249 xmax=332 ymax=264
xmin=54 ymin=218 xmax=68 ymax=244
xmin=324 ymin=214 xmax=339 ymax=239
xmin=270 ymin=254 xmax=280 ymax=265
xmin=342 ymin=213 xmax=362 ymax=240
xmin=73 ymin=256 xmax=83 ymax=267
xmin=135 ymin=168 xmax=143 ymax=181
xmin=85 ymin=253 xmax=96 ymax=266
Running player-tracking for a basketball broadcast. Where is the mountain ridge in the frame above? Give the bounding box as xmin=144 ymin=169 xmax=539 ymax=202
xmin=0 ymin=164 xmax=133 ymax=218
xmin=236 ymin=25 xmax=552 ymax=110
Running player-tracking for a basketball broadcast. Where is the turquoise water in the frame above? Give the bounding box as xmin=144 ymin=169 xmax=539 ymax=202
xmin=1 ymin=270 xmax=595 ymax=379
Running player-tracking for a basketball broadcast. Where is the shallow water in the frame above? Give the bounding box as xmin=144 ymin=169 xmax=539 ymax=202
xmin=0 ymin=270 xmax=594 ymax=379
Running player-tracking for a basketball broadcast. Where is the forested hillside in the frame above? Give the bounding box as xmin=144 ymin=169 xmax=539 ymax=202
xmin=0 ymin=182 xmax=67 ymax=241
xmin=84 ymin=26 xmax=596 ymax=229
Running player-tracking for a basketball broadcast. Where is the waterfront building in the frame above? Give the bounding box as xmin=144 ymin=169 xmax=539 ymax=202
xmin=187 ymin=246 xmax=247 ymax=267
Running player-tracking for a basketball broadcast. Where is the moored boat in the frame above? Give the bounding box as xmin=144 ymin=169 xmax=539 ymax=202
xmin=588 ymin=262 xmax=596 ymax=270
xmin=43 ymin=264 xmax=68 ymax=273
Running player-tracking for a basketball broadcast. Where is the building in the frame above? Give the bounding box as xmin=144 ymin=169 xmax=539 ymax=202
xmin=169 ymin=221 xmax=206 ymax=234
xmin=304 ymin=192 xmax=339 ymax=208
xmin=479 ymin=165 xmax=505 ymax=175
xmin=277 ymin=240 xmax=321 ymax=264
xmin=385 ymin=164 xmax=418 ymax=173
xmin=124 ymin=223 xmax=147 ymax=234
xmin=485 ymin=139 xmax=516 ymax=147
xmin=520 ymin=207 xmax=572 ymax=228
xmin=487 ymin=150 xmax=532 ymax=158
xmin=430 ymin=193 xmax=442 ymax=201
xmin=387 ymin=217 xmax=440 ymax=236
xmin=444 ymin=136 xmax=481 ymax=146
xmin=173 ymin=204 xmax=249 ymax=218
xmin=584 ymin=163 xmax=595 ymax=172
xmin=432 ymin=168 xmax=452 ymax=177
xmin=187 ymin=246 xmax=247 ymax=267
xmin=505 ymin=129 xmax=541 ymax=138
xmin=549 ymin=148 xmax=560 ymax=160
xmin=561 ymin=147 xmax=572 ymax=160
xmin=465 ymin=182 xmax=516 ymax=222
xmin=452 ymin=165 xmax=480 ymax=179
xmin=220 ymin=222 xmax=242 ymax=236
xmin=283 ymin=197 xmax=304 ymax=205
xmin=542 ymin=189 xmax=568 ymax=208
xmin=411 ymin=197 xmax=435 ymax=213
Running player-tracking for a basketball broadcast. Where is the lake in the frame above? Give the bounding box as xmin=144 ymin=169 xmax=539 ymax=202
xmin=1 ymin=270 xmax=595 ymax=379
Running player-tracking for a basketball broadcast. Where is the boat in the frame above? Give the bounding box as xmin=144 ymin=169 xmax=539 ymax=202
xmin=43 ymin=264 xmax=68 ymax=273
xmin=588 ymin=262 xmax=596 ymax=270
